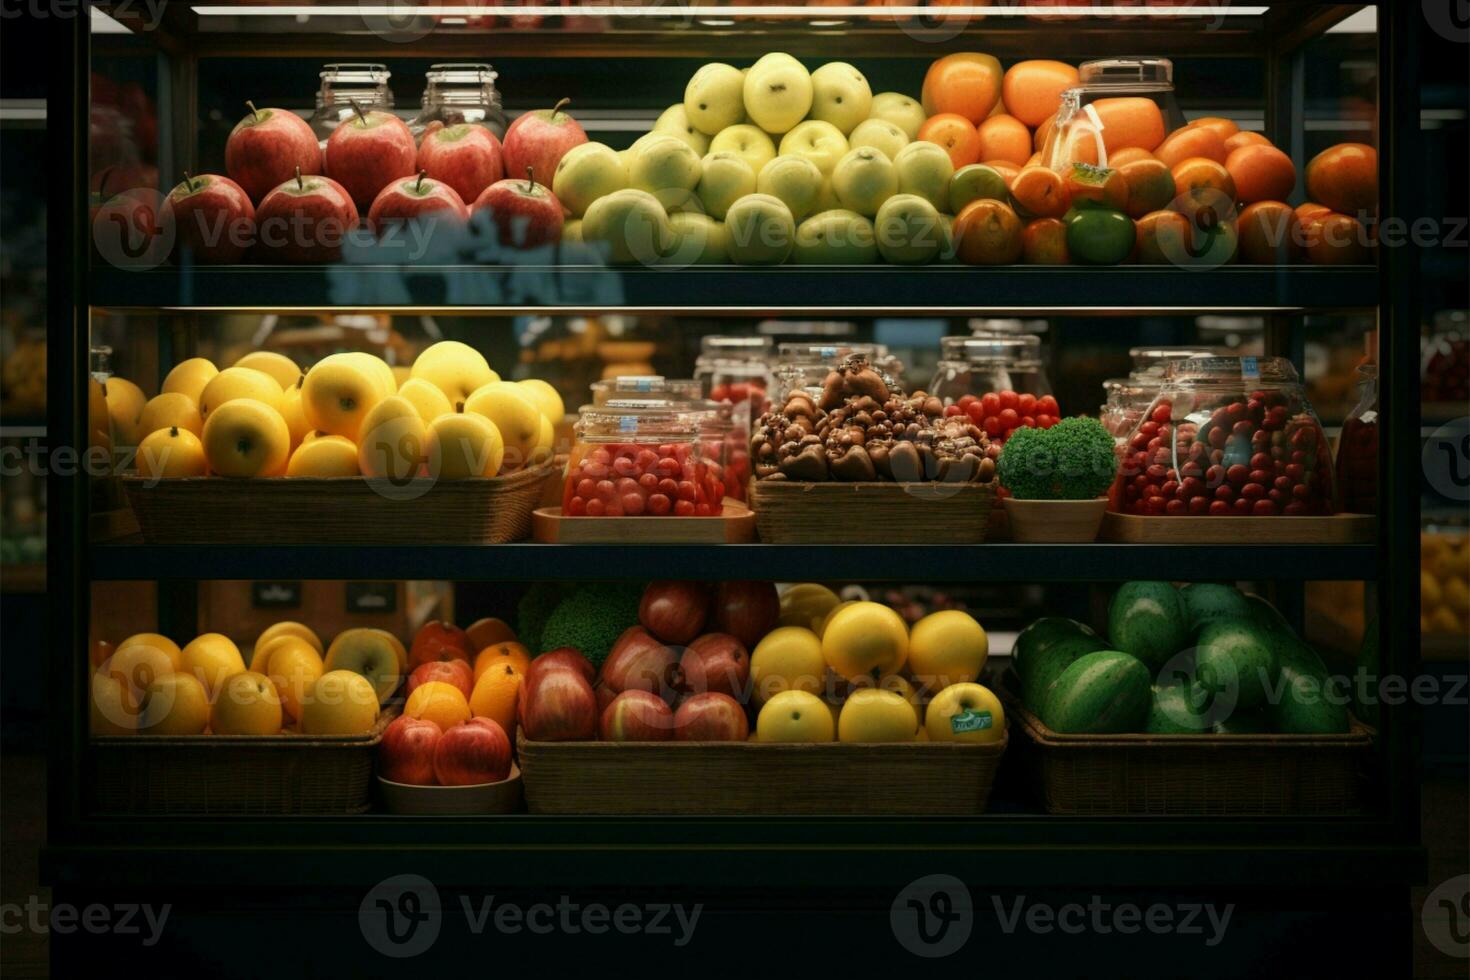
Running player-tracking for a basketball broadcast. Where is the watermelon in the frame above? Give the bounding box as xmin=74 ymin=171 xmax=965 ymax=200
xmin=1179 ymin=583 xmax=1252 ymax=633
xmin=1242 ymin=592 xmax=1294 ymax=637
xmin=1013 ymin=616 xmax=1098 ymax=682
xmin=1022 ymin=631 xmax=1108 ymax=716
xmin=1041 ymin=649 xmax=1152 ymax=734
xmin=1195 ymin=618 xmax=1278 ymax=711
xmin=1107 ymin=581 xmax=1189 ymax=672
xmin=1146 ymin=679 xmax=1213 ymax=733
xmin=1268 ymin=636 xmax=1350 ymax=734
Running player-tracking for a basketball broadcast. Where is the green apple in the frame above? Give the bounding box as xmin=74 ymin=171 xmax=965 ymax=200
xmin=749 ymin=52 xmax=801 ymax=75
xmin=948 ymin=164 xmax=1010 ymax=216
xmin=628 ymin=135 xmax=702 ymax=211
xmin=813 ymin=178 xmax=842 ymax=215
xmin=937 ymin=213 xmax=960 ymax=264
xmin=663 ymin=211 xmax=729 ymax=265
xmin=756 ymin=154 xmax=824 ymax=222
xmin=684 ymin=63 xmax=746 ymax=136
xmin=778 ymin=120 xmax=849 ymax=177
xmin=709 ymin=124 xmax=777 ymax=177
xmin=653 ymin=103 xmax=711 ymax=155
xmin=724 ymin=193 xmax=795 ymax=265
xmin=793 ymin=209 xmax=878 ymax=265
xmin=874 ymin=193 xmax=944 ymax=265
xmin=744 ymin=58 xmax=813 ymax=135
xmin=831 ymin=146 xmax=898 ymax=218
xmin=697 ymin=151 xmax=757 ymax=221
xmin=869 ymin=92 xmax=926 ymax=140
xmin=626 ymin=131 xmax=665 ymax=160
xmin=893 ymin=140 xmax=955 ymax=213
xmin=582 ymin=188 xmax=674 ymax=265
xmin=848 ymin=118 xmax=910 ymax=164
xmin=809 ymin=62 xmax=872 ymax=136
xmin=552 ymin=141 xmax=627 ymax=218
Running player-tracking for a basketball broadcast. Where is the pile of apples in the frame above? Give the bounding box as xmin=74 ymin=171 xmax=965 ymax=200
xmin=114 ymin=340 xmax=564 ymax=481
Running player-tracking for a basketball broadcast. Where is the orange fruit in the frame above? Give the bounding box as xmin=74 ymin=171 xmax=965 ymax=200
xmin=1187 ymin=116 xmax=1241 ymax=141
xmin=1301 ymin=211 xmax=1370 ymax=264
xmin=1107 ymin=146 xmax=1155 ymax=168
xmin=1156 ymin=126 xmax=1228 ymax=168
xmin=1090 ymin=97 xmax=1167 ymax=153
xmin=1135 ymin=209 xmax=1236 ymax=267
xmin=469 ymin=662 xmax=522 ymax=735
xmin=1304 ymin=142 xmax=1377 ymax=216
xmin=1223 ymin=131 xmax=1271 ymax=154
xmin=1025 ymin=151 xmax=1042 ymax=167
xmin=465 ymin=617 xmax=516 ymax=651
xmin=1226 ymin=144 xmax=1296 ymax=204
xmin=1170 ymin=157 xmax=1237 ymax=224
xmin=975 ymin=114 xmax=1033 ymax=167
xmin=1001 ymin=60 xmax=1079 ymax=128
xmin=474 ymin=640 xmax=531 ymax=681
xmin=921 ymin=53 xmax=1003 ymax=124
xmin=953 ymin=198 xmax=1024 ymax=265
xmin=1010 ymin=165 xmax=1071 ymax=218
xmin=982 ymin=159 xmax=1020 ymax=190
xmin=1066 ymin=163 xmax=1128 ymax=211
xmin=1034 ymin=112 xmax=1056 ymax=152
xmin=405 ymin=680 xmax=472 ymax=731
xmin=918 ymin=113 xmax=981 ymax=169
xmin=1236 ymin=201 xmax=1302 ymax=264
xmin=1295 ymin=201 xmax=1333 ymax=222
xmin=1118 ymin=158 xmax=1176 ymax=218
xmin=1021 ymin=217 xmax=1069 ymax=264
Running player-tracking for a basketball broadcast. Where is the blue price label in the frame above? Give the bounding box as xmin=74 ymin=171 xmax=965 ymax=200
xmin=950 ymin=710 xmax=993 ymax=734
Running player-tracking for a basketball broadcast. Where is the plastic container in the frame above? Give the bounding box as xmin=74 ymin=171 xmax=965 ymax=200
xmin=310 ymin=63 xmax=393 ymax=143
xmin=1114 ymin=356 xmax=1335 ymax=517
xmin=589 ymin=375 xmax=702 ymax=406
xmin=1335 ymin=362 xmax=1378 ymax=514
xmin=1100 ymin=346 xmax=1221 ymax=439
xmin=694 ymin=336 xmax=773 ymax=502
xmin=1041 ymin=57 xmax=1185 ymax=172
xmin=563 ymin=399 xmax=721 ymax=517
xmin=773 ymin=342 xmax=888 ymax=402
xmin=409 ymin=63 xmax=508 ymax=141
xmin=932 ymin=336 xmax=1057 ymax=443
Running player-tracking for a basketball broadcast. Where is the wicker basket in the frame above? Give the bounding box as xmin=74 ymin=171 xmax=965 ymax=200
xmin=749 ymin=480 xmax=996 ymax=544
xmin=517 ymin=734 xmax=1007 ymax=815
xmin=88 ymin=709 xmax=396 ymax=815
xmin=122 ymin=463 xmax=556 ymax=544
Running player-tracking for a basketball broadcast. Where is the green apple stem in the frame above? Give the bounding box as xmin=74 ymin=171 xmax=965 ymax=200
xmin=349 ymin=98 xmax=368 ymax=126
xmin=245 ymin=100 xmax=260 ymax=123
xmin=183 ymin=170 xmax=197 ymax=193
xmin=169 ymin=426 xmax=179 ymax=437
xmin=551 ymin=97 xmax=570 ymax=120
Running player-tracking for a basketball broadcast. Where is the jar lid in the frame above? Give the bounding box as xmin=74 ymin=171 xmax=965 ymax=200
xmin=699 ymin=335 xmax=772 ymax=356
xmin=1078 ymin=57 xmax=1174 ymax=88
xmin=579 ymin=398 xmax=704 ymax=428
xmin=1167 ymin=355 xmax=1301 ymax=385
xmin=320 ymin=63 xmax=391 ymax=84
xmin=1129 ymin=346 xmax=1221 ymax=377
xmin=425 ymin=63 xmax=497 ymax=84
xmin=776 ymin=342 xmax=879 ymax=361
xmin=940 ymin=334 xmax=1042 ymax=362
xmin=590 ymin=375 xmax=702 ymax=405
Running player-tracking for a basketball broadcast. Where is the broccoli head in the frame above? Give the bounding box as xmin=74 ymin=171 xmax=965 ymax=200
xmin=997 ymin=417 xmax=1118 ymax=500
xmin=537 ymin=582 xmax=645 ymax=668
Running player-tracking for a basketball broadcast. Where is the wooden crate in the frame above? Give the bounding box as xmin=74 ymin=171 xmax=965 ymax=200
xmin=750 ymin=480 xmax=996 ymax=544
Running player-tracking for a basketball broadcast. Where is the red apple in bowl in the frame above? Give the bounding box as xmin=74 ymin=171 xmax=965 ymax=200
xmin=324 ymin=101 xmax=418 ymax=211
xmin=433 ymin=716 xmax=512 ymax=785
xmin=678 ymin=633 xmax=750 ymax=700
xmin=379 ymin=714 xmax=443 ymax=785
xmin=594 ymin=681 xmax=618 ymax=715
xmin=417 ymin=122 xmax=504 ymax=205
xmin=525 ymin=647 xmax=596 ymax=686
xmin=521 ymin=665 xmax=598 ymax=741
xmin=501 ymin=98 xmax=587 ymax=190
xmin=638 ymin=581 xmax=710 ymax=644
xmin=254 ymin=169 xmax=359 ymax=263
xmin=165 ymin=172 xmax=256 ymax=263
xmin=470 ymin=167 xmax=564 ymax=248
xmin=600 ymin=626 xmax=678 ymax=699
xmin=600 ymin=689 xmax=675 ymax=741
xmin=710 ymin=581 xmax=780 ymax=650
xmin=367 ymin=170 xmax=468 ymax=247
xmin=225 ymin=100 xmax=322 ymax=204
xmin=673 ymin=692 xmax=749 ymax=742
xmin=407 ymin=659 xmax=474 ymax=700
xmin=409 ymin=620 xmax=473 ymax=669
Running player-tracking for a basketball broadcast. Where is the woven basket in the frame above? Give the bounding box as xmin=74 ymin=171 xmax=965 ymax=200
xmin=122 ymin=463 xmax=557 ymax=544
xmin=749 ymin=480 xmax=996 ymax=544
xmin=517 ymin=734 xmax=1007 ymax=815
xmin=88 ymin=708 xmax=396 ymax=815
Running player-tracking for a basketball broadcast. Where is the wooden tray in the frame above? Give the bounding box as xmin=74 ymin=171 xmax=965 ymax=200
xmin=1101 ymin=511 xmax=1376 ymax=544
xmin=532 ymin=501 xmax=756 ymax=543
xmin=517 ymin=734 xmax=1007 ymax=815
xmin=750 ymin=479 xmax=996 ymax=544
xmin=377 ymin=764 xmax=523 ymax=815
xmin=122 ymin=463 xmax=557 ymax=544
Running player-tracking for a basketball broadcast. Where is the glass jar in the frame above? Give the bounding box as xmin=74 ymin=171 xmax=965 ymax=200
xmin=1041 ymin=57 xmax=1185 ymax=171
xmin=409 ymin=63 xmax=508 ymax=141
xmin=310 ymin=63 xmax=394 ymax=143
xmin=1114 ymin=356 xmax=1335 ymax=517
xmin=1422 ymin=309 xmax=1469 ymax=404
xmin=694 ymin=337 xmax=773 ymax=503
xmin=773 ymin=342 xmax=885 ymax=402
xmin=589 ymin=375 xmax=702 ymax=406
xmin=1101 ymin=346 xmax=1221 ymax=440
xmin=931 ymin=336 xmax=1057 ymax=443
xmin=563 ymin=399 xmax=721 ymax=517
xmin=1335 ymin=363 xmax=1378 ymax=514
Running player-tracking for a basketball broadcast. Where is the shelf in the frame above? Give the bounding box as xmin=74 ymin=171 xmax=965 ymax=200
xmin=88 ymin=542 xmax=1378 ymax=581
xmin=89 ymin=265 xmax=1381 ymax=314
xmin=0 ymin=562 xmax=46 ymax=594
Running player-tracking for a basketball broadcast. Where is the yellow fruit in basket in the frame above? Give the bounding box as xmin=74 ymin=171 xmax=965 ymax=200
xmin=136 ymin=426 xmax=208 ymax=479
xmin=849 ymin=671 xmax=923 ymax=709
xmin=254 ymin=621 xmax=324 ymax=659
xmin=1428 ymin=606 xmax=1462 ymax=635
xmin=406 ymin=680 xmax=472 ymax=731
xmin=411 ymin=340 xmax=498 ymax=405
xmin=907 ymin=610 xmax=989 ymax=693
xmin=324 ymin=628 xmax=403 ymax=703
xmin=202 ymin=398 xmax=290 ymax=477
xmin=107 ymin=643 xmax=176 ymax=703
xmin=104 ymin=376 xmax=148 ymax=446
xmin=233 ymin=351 xmax=303 ymax=390
xmin=821 ymin=601 xmax=909 ymax=681
xmin=302 ymin=355 xmax=386 ymax=439
xmin=778 ymin=583 xmax=841 ymax=632
xmin=469 ymin=662 xmax=522 ymax=733
xmin=374 ymin=629 xmax=410 ymax=674
xmin=396 ymin=377 xmax=454 ymax=423
xmin=340 ymin=352 xmax=396 ymax=396
xmin=357 ymin=395 xmax=427 ymax=481
xmin=464 ymin=381 xmax=542 ymax=470
xmin=139 ymin=392 xmax=203 ymax=439
xmin=137 ymin=672 xmax=211 ymax=735
xmin=838 ymin=688 xmax=919 ymax=743
xmin=474 ymin=641 xmax=531 ymax=681
xmin=181 ymin=632 xmax=246 ymax=700
xmin=817 ymin=599 xmax=856 ymax=637
xmin=211 ymin=671 xmax=284 ymax=735
xmin=529 ymin=414 xmax=555 ymax=467
xmin=90 ymin=672 xmax=135 ymax=735
xmin=301 ymin=670 xmax=380 ymax=735
xmin=755 ymin=690 xmax=834 ymax=743
xmin=161 ymin=357 xmax=218 ymax=404
xmin=279 ymin=376 xmax=310 ymax=450
xmin=1422 ymin=569 xmax=1444 ymax=610
xmin=516 ymin=378 xmax=565 ymax=424
xmin=287 ymin=435 xmax=359 ymax=477
xmin=750 ymin=626 xmax=826 ymax=703
xmin=116 ymin=632 xmax=184 ymax=672
xmin=426 ymin=411 xmax=504 ymax=480
xmin=263 ymin=641 xmax=324 ymax=722
xmin=1444 ymin=576 xmax=1470 ymax=615
xmin=925 ymin=682 xmax=1004 ymax=744
xmin=198 ymin=366 xmax=284 ymax=420
xmin=1431 ymin=547 xmax=1470 ymax=583
xmin=391 ymin=365 xmax=413 ymax=388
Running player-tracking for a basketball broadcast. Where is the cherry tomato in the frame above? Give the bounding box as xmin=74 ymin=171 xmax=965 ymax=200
xmin=647 ymin=494 xmax=672 ymax=515
xmin=980 ymin=392 xmax=1002 ymax=416
xmin=999 ymin=390 xmax=1019 ymax=411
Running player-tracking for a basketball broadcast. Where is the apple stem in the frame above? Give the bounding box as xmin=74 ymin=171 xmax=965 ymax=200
xmin=295 ymin=165 xmax=303 ymax=191
xmin=525 ymin=166 xmax=536 ymax=193
xmin=245 ymin=100 xmax=260 ymax=123
xmin=183 ymin=170 xmax=197 ymax=193
xmin=349 ymin=98 xmax=368 ymax=126
xmin=416 ymin=169 xmax=426 ymax=193
xmin=551 ymin=97 xmax=570 ymax=120
xmin=455 ymin=401 xmax=465 ymax=413
xmin=169 ymin=426 xmax=179 ymax=436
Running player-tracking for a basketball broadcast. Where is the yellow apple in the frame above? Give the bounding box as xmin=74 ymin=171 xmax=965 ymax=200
xmin=300 ymin=669 xmax=380 ymax=735
xmin=341 ymin=352 xmax=397 ymax=395
xmin=516 ymin=378 xmax=565 ymax=424
xmin=180 ymin=632 xmax=246 ymax=700
xmin=749 ymin=626 xmax=827 ymax=703
xmin=848 ymin=671 xmax=923 ymax=710
xmin=464 ymin=381 xmax=541 ymax=470
xmin=302 ymin=355 xmax=385 ymax=439
xmin=405 ymin=680 xmax=472 ymax=731
xmin=139 ymin=392 xmax=203 ymax=439
xmin=116 ymin=632 xmax=183 ymax=671
xmin=925 ymin=682 xmax=1005 ymax=744
xmin=211 ymin=671 xmax=284 ymax=735
xmin=370 ymin=628 xmax=410 ymax=674
xmin=254 ymin=620 xmax=324 ymax=658
xmin=161 ymin=357 xmax=218 ymax=404
xmin=837 ymin=688 xmax=919 ymax=743
xmin=323 ymin=628 xmax=402 ymax=703
xmin=90 ymin=673 xmax=136 ymax=735
xmin=233 ymin=350 xmax=303 ymax=390
xmin=755 ymin=690 xmax=834 ymax=742
xmin=391 ymin=365 xmax=413 ymax=388
xmin=198 ymin=366 xmax=284 ymax=420
xmin=411 ymin=340 xmax=497 ymax=405
xmin=137 ymin=672 xmax=211 ymax=735
xmin=263 ymin=640 xmax=324 ymax=721
xmin=279 ymin=376 xmax=311 ymax=450
xmin=107 ymin=643 xmax=176 ymax=704
xmin=821 ymin=601 xmax=909 ymax=681
xmin=356 ymin=395 xmax=427 ymax=481
xmin=201 ymin=398 xmax=290 ymax=477
xmin=396 ymin=377 xmax=454 ymax=423
xmin=286 ymin=435 xmax=359 ymax=477
xmin=529 ymin=415 xmax=555 ymax=467
xmin=104 ymin=376 xmax=148 ymax=446
xmin=907 ymin=610 xmax=989 ymax=694
xmin=778 ymin=583 xmax=841 ymax=631
xmin=136 ymin=426 xmax=208 ymax=479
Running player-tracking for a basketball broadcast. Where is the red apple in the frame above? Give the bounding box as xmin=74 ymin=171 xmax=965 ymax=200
xmin=367 ymin=170 xmax=468 ymax=240
xmin=324 ymin=101 xmax=418 ymax=211
xmin=520 ymin=665 xmax=598 ymax=741
xmin=378 ymin=714 xmax=442 ymax=785
xmin=91 ymin=184 xmax=167 ymax=268
xmin=225 ymin=100 xmax=322 ymax=204
xmin=673 ymin=692 xmax=749 ymax=742
xmin=525 ymin=647 xmax=596 ymax=686
xmin=600 ymin=689 xmax=675 ymax=741
xmin=594 ymin=681 xmax=617 ymax=715
xmin=600 ymin=626 xmax=678 ymax=699
xmin=254 ymin=168 xmax=359 ymax=263
xmin=638 ymin=581 xmax=710 ymax=644
xmin=409 ymin=621 xmax=473 ymax=669
xmin=416 ymin=122 xmax=505 ymax=206
xmin=678 ymin=633 xmax=750 ymax=700
xmin=501 ymin=98 xmax=587 ymax=192
xmin=710 ymin=581 xmax=781 ymax=649
xmin=433 ymin=716 xmax=512 ymax=785
xmin=407 ymin=659 xmax=474 ymax=700
xmin=470 ymin=167 xmax=564 ymax=248
xmin=165 ymin=172 xmax=256 ymax=263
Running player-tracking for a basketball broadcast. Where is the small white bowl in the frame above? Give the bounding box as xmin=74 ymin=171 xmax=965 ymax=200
xmin=378 ymin=764 xmax=523 ymax=815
